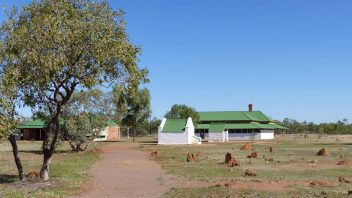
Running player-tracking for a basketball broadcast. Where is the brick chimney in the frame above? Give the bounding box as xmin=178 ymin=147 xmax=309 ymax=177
xmin=248 ymin=104 xmax=253 ymax=112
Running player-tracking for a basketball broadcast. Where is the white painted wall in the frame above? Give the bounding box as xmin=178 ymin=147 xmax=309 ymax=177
xmin=158 ymin=132 xmax=189 ymax=144
xmin=93 ymin=127 xmax=108 ymax=141
xmin=186 ymin=117 xmax=195 ymax=143
xmin=195 ymin=133 xmax=209 ymax=139
xmin=158 ymin=117 xmax=201 ymax=145
xmin=227 ymin=130 xmax=274 ymax=140
xmin=196 ymin=129 xmax=275 ymax=141
xmin=259 ymin=132 xmax=275 ymax=139
xmin=208 ymin=131 xmax=229 ymax=142
xmin=208 ymin=132 xmax=224 ymax=142
xmin=228 ymin=133 xmax=260 ymax=140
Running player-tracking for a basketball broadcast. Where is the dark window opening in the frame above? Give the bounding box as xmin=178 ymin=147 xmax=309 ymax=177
xmin=195 ymin=129 xmax=209 ymax=133
xmin=228 ymin=129 xmax=242 ymax=133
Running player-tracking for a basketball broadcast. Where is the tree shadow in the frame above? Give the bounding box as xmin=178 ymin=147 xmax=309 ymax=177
xmin=341 ymin=143 xmax=352 ymax=145
xmin=0 ymin=174 xmax=17 ymax=184
xmin=139 ymin=141 xmax=158 ymax=145
xmin=19 ymin=150 xmax=72 ymax=155
xmin=18 ymin=150 xmax=43 ymax=155
xmin=54 ymin=150 xmax=73 ymax=154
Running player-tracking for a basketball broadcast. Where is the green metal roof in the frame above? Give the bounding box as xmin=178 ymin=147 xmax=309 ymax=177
xmin=162 ymin=119 xmax=187 ymax=133
xmin=18 ymin=118 xmax=118 ymax=129
xmin=198 ymin=111 xmax=272 ymax=122
xmin=196 ymin=124 xmax=210 ymax=129
xmin=17 ymin=119 xmax=45 ymax=129
xmin=252 ymin=123 xmax=276 ymax=129
xmin=106 ymin=119 xmax=118 ymax=126
xmin=195 ymin=123 xmax=287 ymax=130
xmin=225 ymin=123 xmax=260 ymax=129
xmin=269 ymin=123 xmax=289 ymax=130
xmin=209 ymin=123 xmax=225 ymax=132
xmin=17 ymin=119 xmax=65 ymax=129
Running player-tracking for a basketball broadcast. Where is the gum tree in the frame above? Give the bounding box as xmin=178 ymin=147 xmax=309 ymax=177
xmin=0 ymin=0 xmax=147 ymax=180
xmin=63 ymin=89 xmax=108 ymax=152
xmin=0 ymin=67 xmax=26 ymax=180
xmin=165 ymin=104 xmax=199 ymax=124
xmin=113 ymin=85 xmax=151 ymax=142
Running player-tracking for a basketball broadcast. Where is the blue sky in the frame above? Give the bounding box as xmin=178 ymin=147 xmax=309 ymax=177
xmin=1 ymin=1 xmax=351 ymax=123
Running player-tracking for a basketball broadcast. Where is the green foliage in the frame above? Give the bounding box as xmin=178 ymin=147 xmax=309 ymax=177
xmin=63 ymin=89 xmax=108 ymax=151
xmin=111 ymin=85 xmax=128 ymax=123
xmin=136 ymin=117 xmax=162 ymax=136
xmin=122 ymin=88 xmax=151 ymax=128
xmin=164 ymin=104 xmax=199 ymax=124
xmin=0 ymin=0 xmax=148 ymax=179
xmin=145 ymin=117 xmax=162 ymax=135
xmin=0 ymin=0 xmax=147 ymax=125
xmin=112 ymin=85 xmax=151 ymax=139
xmin=0 ymin=66 xmax=20 ymax=140
xmin=279 ymin=118 xmax=352 ymax=134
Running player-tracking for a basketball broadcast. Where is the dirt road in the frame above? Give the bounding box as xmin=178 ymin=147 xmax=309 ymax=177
xmin=70 ymin=143 xmax=171 ymax=198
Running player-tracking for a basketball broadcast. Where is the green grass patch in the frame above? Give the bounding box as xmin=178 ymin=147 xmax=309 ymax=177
xmin=0 ymin=141 xmax=99 ymax=198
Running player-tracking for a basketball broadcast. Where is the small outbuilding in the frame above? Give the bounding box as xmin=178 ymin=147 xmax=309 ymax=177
xmin=17 ymin=119 xmax=121 ymax=141
xmin=158 ymin=117 xmax=201 ymax=145
xmin=17 ymin=119 xmax=64 ymax=141
xmin=93 ymin=120 xmax=121 ymax=141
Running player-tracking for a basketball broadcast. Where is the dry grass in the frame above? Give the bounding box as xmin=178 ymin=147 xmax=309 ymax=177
xmin=140 ymin=134 xmax=352 ymax=197
xmin=0 ymin=141 xmax=99 ymax=198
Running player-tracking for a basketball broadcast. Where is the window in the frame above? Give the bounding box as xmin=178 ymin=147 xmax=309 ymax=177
xmin=195 ymin=129 xmax=208 ymax=133
xmin=228 ymin=129 xmax=242 ymax=133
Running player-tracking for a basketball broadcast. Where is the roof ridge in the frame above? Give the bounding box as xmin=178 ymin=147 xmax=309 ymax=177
xmin=241 ymin=112 xmax=252 ymax=120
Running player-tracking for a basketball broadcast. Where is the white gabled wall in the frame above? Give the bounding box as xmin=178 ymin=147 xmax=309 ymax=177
xmin=158 ymin=132 xmax=189 ymax=144
xmin=158 ymin=118 xmax=189 ymax=144
xmin=158 ymin=117 xmax=201 ymax=145
xmin=158 ymin=118 xmax=167 ymax=133
xmin=185 ymin=117 xmax=195 ymax=143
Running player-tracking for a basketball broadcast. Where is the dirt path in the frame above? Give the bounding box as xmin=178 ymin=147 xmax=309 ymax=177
xmin=70 ymin=143 xmax=173 ymax=198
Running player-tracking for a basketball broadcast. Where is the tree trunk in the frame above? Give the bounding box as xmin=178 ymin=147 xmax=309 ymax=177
xmin=8 ymin=134 xmax=26 ymax=181
xmin=40 ymin=152 xmax=51 ymax=181
xmin=76 ymin=143 xmax=81 ymax=152
xmin=69 ymin=141 xmax=77 ymax=152
xmin=132 ymin=128 xmax=136 ymax=142
xmin=40 ymin=116 xmax=60 ymax=181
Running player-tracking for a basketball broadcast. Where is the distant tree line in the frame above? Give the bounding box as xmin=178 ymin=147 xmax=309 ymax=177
xmin=277 ymin=118 xmax=352 ymax=134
